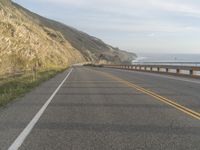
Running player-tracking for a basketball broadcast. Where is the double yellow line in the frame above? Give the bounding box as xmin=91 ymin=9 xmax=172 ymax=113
xmin=90 ymin=68 xmax=200 ymax=121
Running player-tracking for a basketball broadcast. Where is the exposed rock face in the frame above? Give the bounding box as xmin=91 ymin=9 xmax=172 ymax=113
xmin=0 ymin=0 xmax=136 ymax=73
xmin=0 ymin=1 xmax=85 ymax=73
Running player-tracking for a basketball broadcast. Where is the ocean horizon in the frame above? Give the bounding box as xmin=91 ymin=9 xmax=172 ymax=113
xmin=134 ymin=53 xmax=200 ymax=63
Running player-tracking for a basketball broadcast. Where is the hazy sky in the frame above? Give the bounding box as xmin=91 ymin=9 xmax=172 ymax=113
xmin=13 ymin=0 xmax=200 ymax=54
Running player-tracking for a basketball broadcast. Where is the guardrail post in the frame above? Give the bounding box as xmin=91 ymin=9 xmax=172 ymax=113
xmin=190 ymin=70 xmax=194 ymax=75
xmin=176 ymin=69 xmax=180 ymax=74
xmin=106 ymin=64 xmax=200 ymax=78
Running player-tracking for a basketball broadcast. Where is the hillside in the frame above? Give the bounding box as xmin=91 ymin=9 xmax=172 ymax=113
xmin=0 ymin=0 xmax=136 ymax=74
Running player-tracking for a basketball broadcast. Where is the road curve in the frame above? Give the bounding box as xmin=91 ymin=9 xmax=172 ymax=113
xmin=1 ymin=66 xmax=200 ymax=150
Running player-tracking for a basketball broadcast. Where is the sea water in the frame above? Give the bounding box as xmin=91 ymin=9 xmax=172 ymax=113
xmin=134 ymin=53 xmax=200 ymax=63
xmin=133 ymin=53 xmax=200 ymax=66
xmin=133 ymin=53 xmax=200 ymax=75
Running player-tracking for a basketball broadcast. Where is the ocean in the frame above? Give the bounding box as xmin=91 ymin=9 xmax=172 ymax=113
xmin=132 ymin=53 xmax=200 ymax=75
xmin=134 ymin=53 xmax=200 ymax=63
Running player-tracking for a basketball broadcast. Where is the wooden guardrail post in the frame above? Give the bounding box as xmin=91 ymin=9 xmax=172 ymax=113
xmin=190 ymin=69 xmax=194 ymax=75
xmin=176 ymin=69 xmax=180 ymax=74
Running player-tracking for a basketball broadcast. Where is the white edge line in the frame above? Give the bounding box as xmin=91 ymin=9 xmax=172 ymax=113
xmin=8 ymin=68 xmax=73 ymax=150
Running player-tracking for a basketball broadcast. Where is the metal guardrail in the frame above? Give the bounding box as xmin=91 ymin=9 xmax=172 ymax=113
xmin=104 ymin=63 xmax=200 ymax=78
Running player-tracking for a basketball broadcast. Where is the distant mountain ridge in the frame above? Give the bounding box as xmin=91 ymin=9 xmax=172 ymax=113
xmin=0 ymin=0 xmax=136 ymax=73
xmin=14 ymin=2 xmax=137 ymax=63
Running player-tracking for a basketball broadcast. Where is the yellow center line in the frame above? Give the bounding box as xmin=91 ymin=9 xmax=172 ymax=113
xmin=89 ymin=68 xmax=200 ymax=121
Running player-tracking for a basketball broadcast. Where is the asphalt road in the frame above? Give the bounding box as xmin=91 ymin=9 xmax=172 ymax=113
xmin=1 ymin=66 xmax=200 ymax=150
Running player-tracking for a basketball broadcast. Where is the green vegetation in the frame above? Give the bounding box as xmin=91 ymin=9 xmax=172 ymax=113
xmin=0 ymin=67 xmax=67 ymax=106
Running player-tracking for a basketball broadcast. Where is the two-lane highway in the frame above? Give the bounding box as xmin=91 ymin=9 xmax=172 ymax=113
xmin=1 ymin=66 xmax=200 ymax=149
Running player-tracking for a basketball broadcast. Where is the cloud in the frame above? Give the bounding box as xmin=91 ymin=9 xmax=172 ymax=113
xmin=13 ymin=0 xmax=200 ymax=53
xmin=29 ymin=0 xmax=200 ymax=18
xmin=28 ymin=0 xmax=200 ymax=32
xmin=151 ymin=0 xmax=200 ymax=16
xmin=148 ymin=33 xmax=156 ymax=37
xmin=80 ymin=21 xmax=200 ymax=33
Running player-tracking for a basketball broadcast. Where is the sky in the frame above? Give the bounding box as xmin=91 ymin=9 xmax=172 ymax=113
xmin=12 ymin=0 xmax=200 ymax=54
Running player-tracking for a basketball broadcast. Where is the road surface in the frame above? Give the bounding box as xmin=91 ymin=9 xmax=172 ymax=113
xmin=1 ymin=66 xmax=200 ymax=150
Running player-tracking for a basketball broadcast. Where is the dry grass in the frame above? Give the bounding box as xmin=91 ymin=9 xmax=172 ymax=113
xmin=0 ymin=1 xmax=85 ymax=73
xmin=0 ymin=67 xmax=67 ymax=106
